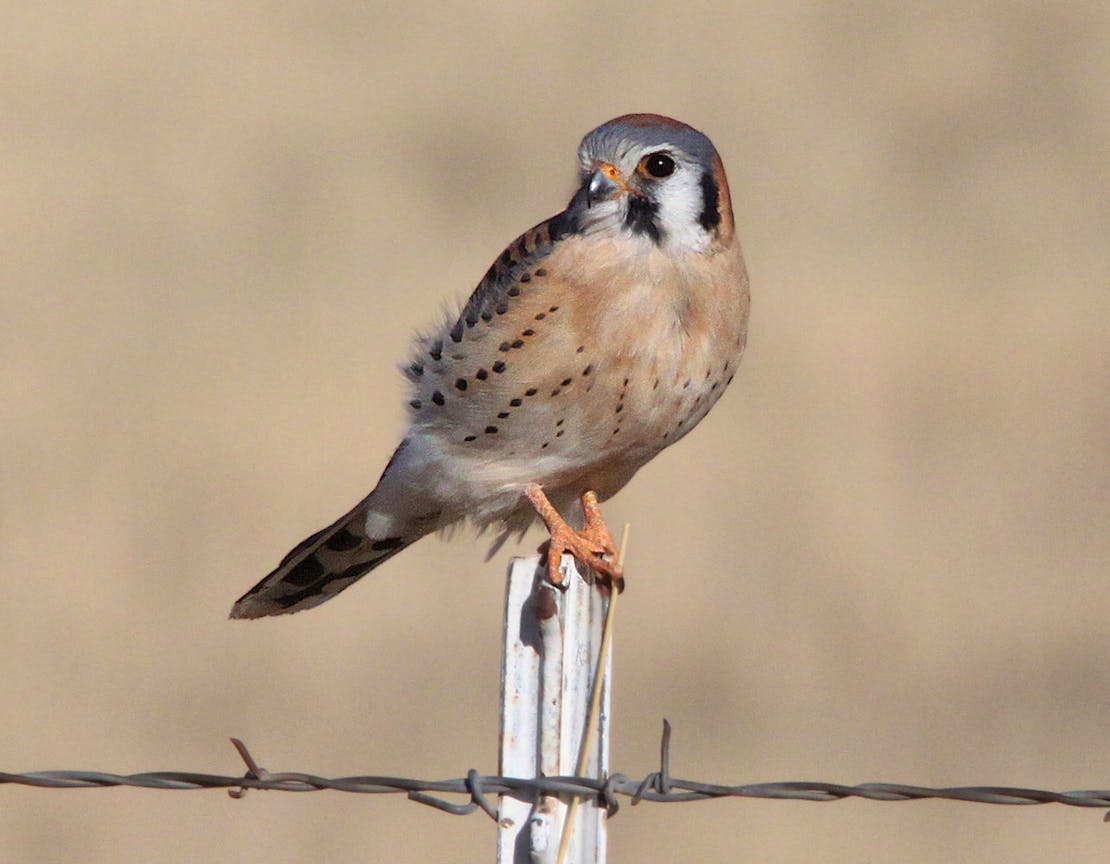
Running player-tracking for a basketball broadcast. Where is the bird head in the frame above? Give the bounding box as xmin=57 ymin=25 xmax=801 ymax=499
xmin=571 ymin=113 xmax=734 ymax=253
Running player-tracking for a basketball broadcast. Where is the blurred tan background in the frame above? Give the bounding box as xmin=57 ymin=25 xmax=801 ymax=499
xmin=2 ymin=2 xmax=1109 ymax=861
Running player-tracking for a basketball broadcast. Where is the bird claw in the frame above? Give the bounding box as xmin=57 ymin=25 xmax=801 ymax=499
xmin=525 ymin=484 xmax=624 ymax=591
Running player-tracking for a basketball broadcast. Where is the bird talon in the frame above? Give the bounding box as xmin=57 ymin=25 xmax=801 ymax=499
xmin=539 ymin=541 xmax=572 ymax=589
xmin=527 ymin=483 xmax=623 ymax=590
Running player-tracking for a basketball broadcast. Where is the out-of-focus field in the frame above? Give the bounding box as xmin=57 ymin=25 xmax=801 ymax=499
xmin=2 ymin=3 xmax=1108 ymax=861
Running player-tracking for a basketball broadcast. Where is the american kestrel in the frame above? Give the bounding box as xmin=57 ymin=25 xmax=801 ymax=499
xmin=231 ymin=113 xmax=750 ymax=619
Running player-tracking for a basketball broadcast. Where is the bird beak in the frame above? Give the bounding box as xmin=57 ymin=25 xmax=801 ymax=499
xmin=586 ymin=162 xmax=629 ymax=208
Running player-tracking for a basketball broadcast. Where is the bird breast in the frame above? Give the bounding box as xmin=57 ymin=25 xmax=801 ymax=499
xmin=559 ymin=232 xmax=750 ymax=447
xmin=397 ymin=229 xmax=749 ymax=526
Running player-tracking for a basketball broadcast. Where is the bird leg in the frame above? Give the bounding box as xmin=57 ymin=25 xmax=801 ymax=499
xmin=524 ymin=484 xmax=624 ymax=589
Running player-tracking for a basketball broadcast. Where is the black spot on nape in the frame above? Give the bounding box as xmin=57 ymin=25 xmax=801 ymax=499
xmin=509 ymin=398 xmax=522 ymax=406
xmin=698 ymin=171 xmax=721 ymax=232
xmin=371 ymin=537 xmax=406 ymax=552
xmin=475 ymin=368 xmax=489 ymax=380
xmin=432 ymin=390 xmax=445 ymax=406
xmin=492 ymin=361 xmax=506 ymax=373
xmin=625 ymin=196 xmax=662 ymax=243
xmin=546 ymin=211 xmax=578 ymax=241
xmin=455 ymin=378 xmax=468 ymax=391
xmin=325 ymin=528 xmax=362 ymax=552
xmin=284 ymin=555 xmax=326 ymax=587
xmin=409 ymin=399 xmax=422 ymax=409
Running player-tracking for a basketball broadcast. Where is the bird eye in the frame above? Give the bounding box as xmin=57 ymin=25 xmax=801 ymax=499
xmin=640 ymin=152 xmax=676 ymax=179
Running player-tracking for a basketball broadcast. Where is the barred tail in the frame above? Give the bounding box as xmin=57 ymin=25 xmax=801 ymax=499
xmin=230 ymin=503 xmax=420 ymax=619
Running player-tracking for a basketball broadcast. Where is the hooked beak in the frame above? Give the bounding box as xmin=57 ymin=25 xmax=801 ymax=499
xmin=586 ymin=162 xmax=630 ymax=208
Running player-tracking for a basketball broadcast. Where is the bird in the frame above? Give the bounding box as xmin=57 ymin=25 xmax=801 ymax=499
xmin=230 ymin=113 xmax=750 ymax=619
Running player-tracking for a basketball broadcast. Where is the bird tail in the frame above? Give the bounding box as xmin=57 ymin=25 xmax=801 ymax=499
xmin=229 ymin=501 xmax=422 ymax=619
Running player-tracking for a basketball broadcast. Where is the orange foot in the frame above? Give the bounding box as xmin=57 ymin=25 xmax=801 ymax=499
xmin=524 ymin=483 xmax=624 ymax=590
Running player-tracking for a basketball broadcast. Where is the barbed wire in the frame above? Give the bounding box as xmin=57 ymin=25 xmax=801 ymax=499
xmin=3 ymin=722 xmax=1109 ymax=821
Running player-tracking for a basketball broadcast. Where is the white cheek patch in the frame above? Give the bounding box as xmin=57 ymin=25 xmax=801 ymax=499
xmin=655 ymin=168 xmax=713 ymax=253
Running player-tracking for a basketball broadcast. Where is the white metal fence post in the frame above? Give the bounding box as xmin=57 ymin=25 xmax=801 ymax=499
xmin=498 ymin=554 xmax=611 ymax=864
